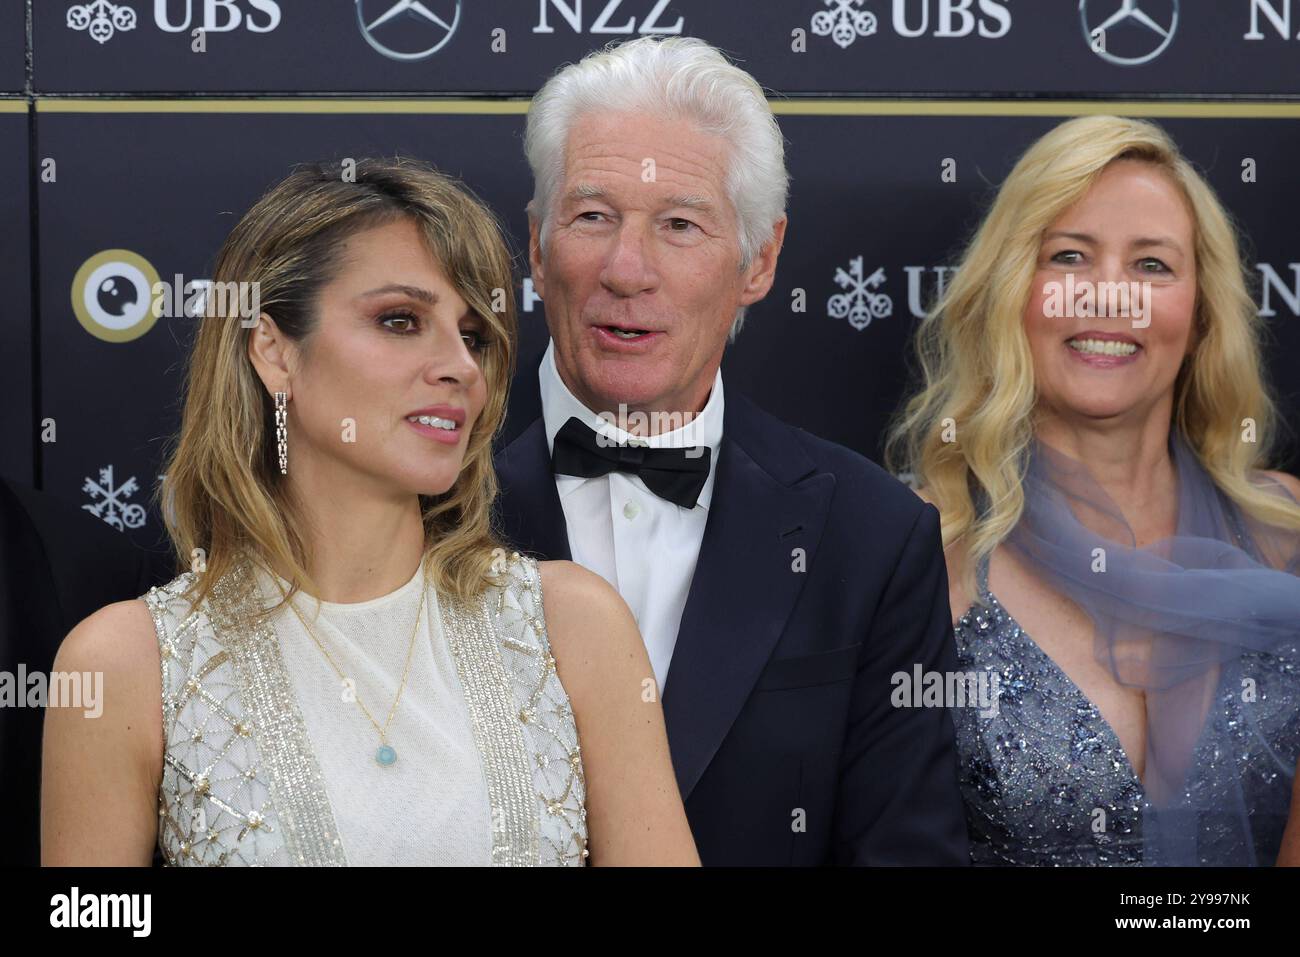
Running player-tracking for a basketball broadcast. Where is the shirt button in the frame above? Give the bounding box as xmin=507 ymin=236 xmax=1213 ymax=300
xmin=623 ymin=500 xmax=640 ymax=520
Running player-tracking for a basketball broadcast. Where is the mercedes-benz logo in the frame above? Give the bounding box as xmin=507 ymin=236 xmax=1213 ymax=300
xmin=1080 ymin=0 xmax=1178 ymax=66
xmin=357 ymin=0 xmax=461 ymax=62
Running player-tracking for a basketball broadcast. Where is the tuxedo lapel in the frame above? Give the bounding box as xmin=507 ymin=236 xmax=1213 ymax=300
xmin=662 ymin=396 xmax=835 ymax=801
xmin=493 ymin=417 xmax=572 ymax=562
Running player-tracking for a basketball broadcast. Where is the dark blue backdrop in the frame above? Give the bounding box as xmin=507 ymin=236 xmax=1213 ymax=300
xmin=2 ymin=0 xmax=1298 ymax=551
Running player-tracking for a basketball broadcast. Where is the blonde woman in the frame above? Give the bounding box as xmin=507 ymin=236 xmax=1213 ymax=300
xmin=888 ymin=116 xmax=1300 ymax=866
xmin=40 ymin=158 xmax=698 ymax=866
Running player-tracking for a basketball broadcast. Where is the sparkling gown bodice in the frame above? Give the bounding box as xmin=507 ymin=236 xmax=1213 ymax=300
xmin=952 ymin=551 xmax=1300 ymax=866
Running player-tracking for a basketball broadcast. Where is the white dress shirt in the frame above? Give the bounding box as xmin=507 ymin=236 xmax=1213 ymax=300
xmin=538 ymin=339 xmax=724 ymax=692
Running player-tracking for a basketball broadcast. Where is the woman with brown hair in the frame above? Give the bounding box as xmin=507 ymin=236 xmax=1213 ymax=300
xmin=40 ymin=158 xmax=698 ymax=866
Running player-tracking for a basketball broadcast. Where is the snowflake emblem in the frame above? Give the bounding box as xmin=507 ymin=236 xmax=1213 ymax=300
xmin=67 ymin=1 xmax=138 ymax=45
xmin=82 ymin=465 xmax=147 ymax=531
xmin=828 ymin=256 xmax=893 ymax=330
xmin=811 ymin=0 xmax=878 ymax=49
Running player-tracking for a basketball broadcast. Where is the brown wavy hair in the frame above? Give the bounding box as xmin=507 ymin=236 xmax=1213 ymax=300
xmin=157 ymin=157 xmax=518 ymax=617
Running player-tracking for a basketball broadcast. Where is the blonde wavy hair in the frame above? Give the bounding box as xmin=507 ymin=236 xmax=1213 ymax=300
xmin=886 ymin=115 xmax=1300 ymax=595
xmin=158 ymin=157 xmax=518 ymax=618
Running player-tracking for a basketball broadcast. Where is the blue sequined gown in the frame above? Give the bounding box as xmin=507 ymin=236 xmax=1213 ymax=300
xmin=952 ymin=552 xmax=1300 ymax=866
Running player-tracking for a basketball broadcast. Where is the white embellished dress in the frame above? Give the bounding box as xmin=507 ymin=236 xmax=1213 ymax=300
xmin=142 ymin=552 xmax=588 ymax=866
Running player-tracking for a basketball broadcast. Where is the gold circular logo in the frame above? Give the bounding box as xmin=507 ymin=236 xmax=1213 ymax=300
xmin=71 ymin=249 xmax=162 ymax=343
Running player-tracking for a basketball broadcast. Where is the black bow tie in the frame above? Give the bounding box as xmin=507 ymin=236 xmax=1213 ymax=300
xmin=551 ymin=416 xmax=712 ymax=509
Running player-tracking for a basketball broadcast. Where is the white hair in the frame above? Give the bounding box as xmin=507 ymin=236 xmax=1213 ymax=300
xmin=523 ymin=36 xmax=789 ymax=340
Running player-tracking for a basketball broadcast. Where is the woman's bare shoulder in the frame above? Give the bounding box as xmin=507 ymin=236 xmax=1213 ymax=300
xmin=1260 ymin=470 xmax=1300 ymax=502
xmin=535 ymin=558 xmax=619 ymax=605
xmin=531 ymin=561 xmax=695 ymax=865
xmin=50 ymin=598 xmax=164 ymax=776
xmin=56 ymin=598 xmax=163 ymax=733
xmin=535 ymin=560 xmax=637 ymax=651
xmin=534 ymin=559 xmax=652 ymax=699
xmin=43 ymin=598 xmax=164 ymax=865
xmin=58 ymin=598 xmax=159 ymax=671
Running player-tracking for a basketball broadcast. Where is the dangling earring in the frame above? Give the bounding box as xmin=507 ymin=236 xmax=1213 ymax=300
xmin=274 ymin=391 xmax=288 ymax=475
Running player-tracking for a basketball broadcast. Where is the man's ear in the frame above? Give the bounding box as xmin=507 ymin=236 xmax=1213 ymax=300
xmin=738 ymin=216 xmax=787 ymax=307
xmin=247 ymin=313 xmax=293 ymax=397
xmin=528 ymin=212 xmax=546 ymax=301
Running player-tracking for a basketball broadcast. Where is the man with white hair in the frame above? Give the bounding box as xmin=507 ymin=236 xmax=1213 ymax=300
xmin=495 ymin=36 xmax=968 ymax=865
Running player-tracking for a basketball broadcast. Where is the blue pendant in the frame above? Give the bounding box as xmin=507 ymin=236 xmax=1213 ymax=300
xmin=375 ymin=744 xmax=397 ymax=767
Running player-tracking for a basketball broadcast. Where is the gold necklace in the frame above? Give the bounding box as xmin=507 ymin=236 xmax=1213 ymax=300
xmin=284 ymin=560 xmax=428 ymax=768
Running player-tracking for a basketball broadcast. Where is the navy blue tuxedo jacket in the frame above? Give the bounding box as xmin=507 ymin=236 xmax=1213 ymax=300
xmin=494 ymin=381 xmax=970 ymax=865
